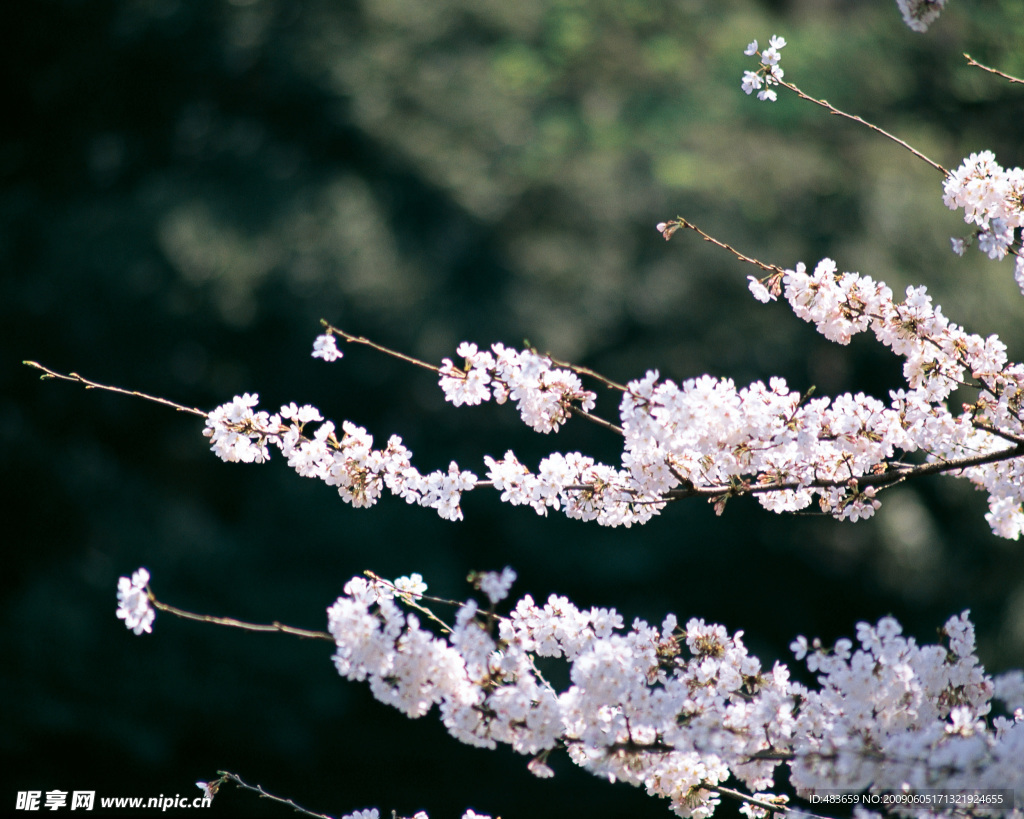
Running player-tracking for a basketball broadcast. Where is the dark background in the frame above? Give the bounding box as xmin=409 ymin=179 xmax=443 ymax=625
xmin=4 ymin=1 xmax=1024 ymax=817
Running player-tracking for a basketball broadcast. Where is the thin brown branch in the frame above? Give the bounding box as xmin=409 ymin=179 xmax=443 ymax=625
xmin=151 ymin=597 xmax=333 ymax=641
xmin=667 ymin=219 xmax=784 ymax=273
xmin=216 ymin=771 xmax=336 ymax=819
xmin=545 ymin=353 xmax=628 ymax=393
xmin=322 ymin=322 xmax=441 ymax=374
xmin=780 ymin=81 xmax=948 ymax=176
xmin=972 ymin=419 xmax=1024 ymax=447
xmin=24 ymin=361 xmax=208 ymax=418
xmin=569 ymin=404 xmax=625 ymax=435
xmin=964 ymin=53 xmax=1024 ymax=86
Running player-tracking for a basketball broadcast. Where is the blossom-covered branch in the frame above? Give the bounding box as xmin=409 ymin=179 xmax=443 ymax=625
xmin=122 ymin=567 xmax=1024 ymax=819
xmin=173 ymin=204 xmax=1024 ymax=538
xmin=27 ymin=45 xmax=1024 ymax=537
xmin=28 ymin=254 xmax=1024 ymax=537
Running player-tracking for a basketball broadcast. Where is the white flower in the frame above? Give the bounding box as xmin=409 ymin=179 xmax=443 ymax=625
xmin=280 ymin=402 xmax=323 ymax=425
xmin=747 ymin=276 xmax=774 ymax=303
xmin=478 ymin=567 xmax=517 ymax=604
xmin=977 ymin=217 xmax=1014 ymax=260
xmin=946 ymin=705 xmax=979 ymax=736
xmin=740 ymin=35 xmax=786 ymax=103
xmin=116 ymin=568 xmax=155 ymax=635
xmin=527 ymin=757 xmax=555 ymax=778
xmin=439 ymin=358 xmax=492 ymax=407
xmin=741 ymin=71 xmax=763 ymax=96
xmin=203 ymin=393 xmax=273 ymax=464
xmin=394 ymin=573 xmax=428 ymax=598
xmin=311 ymin=333 xmax=343 ymax=362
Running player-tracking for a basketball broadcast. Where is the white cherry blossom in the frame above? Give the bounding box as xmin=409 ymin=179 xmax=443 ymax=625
xmin=115 ymin=568 xmax=155 ymax=635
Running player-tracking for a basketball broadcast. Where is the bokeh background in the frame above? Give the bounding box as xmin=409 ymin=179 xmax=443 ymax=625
xmin=4 ymin=0 xmax=1024 ymax=816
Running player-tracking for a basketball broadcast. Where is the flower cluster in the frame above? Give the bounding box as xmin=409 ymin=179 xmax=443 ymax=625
xmin=789 ymin=612 xmax=1024 ymax=807
xmin=751 ymin=257 xmax=1024 ymax=537
xmin=116 ymin=568 xmax=155 ymax=635
xmin=203 ymin=257 xmax=1024 ymax=538
xmin=122 ymin=569 xmax=1024 ymax=818
xmin=438 ymin=341 xmax=597 ymax=433
xmin=741 ymin=36 xmax=786 ymax=102
xmin=485 ymin=448 xmax=665 ymax=528
xmin=942 ymin=151 xmax=1024 ymax=290
xmin=476 ymin=567 xmax=517 ymax=604
xmin=319 ymin=572 xmax=1024 ymax=818
xmin=203 ymin=390 xmax=478 ymax=521
xmin=895 ymin=0 xmax=948 ymax=33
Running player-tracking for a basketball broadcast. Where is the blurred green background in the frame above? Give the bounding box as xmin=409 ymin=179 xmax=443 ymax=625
xmin=4 ymin=0 xmax=1024 ymax=816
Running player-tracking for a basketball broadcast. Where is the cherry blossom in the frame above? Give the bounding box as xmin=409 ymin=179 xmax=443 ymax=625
xmin=311 ymin=333 xmax=343 ymax=362
xmin=116 ymin=568 xmax=155 ymax=635
xmin=740 ymin=35 xmax=786 ymax=102
xmin=316 ymin=572 xmax=1024 ymax=818
xmin=895 ymin=0 xmax=948 ymax=32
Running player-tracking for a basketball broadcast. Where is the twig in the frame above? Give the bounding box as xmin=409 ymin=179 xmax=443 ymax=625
xmin=666 ymin=219 xmax=785 ymax=274
xmin=971 ymin=419 xmax=1024 ymax=447
xmin=23 ymin=361 xmax=208 ymax=418
xmin=780 ymin=81 xmax=948 ymax=176
xmin=364 ymin=570 xmax=467 ymax=610
xmin=545 ymin=353 xmax=629 ymax=393
xmin=710 ymin=784 xmax=788 ymax=816
xmin=151 ymin=596 xmax=334 ymax=642
xmin=569 ymin=404 xmax=625 ymax=435
xmin=216 ymin=771 xmax=336 ymax=819
xmin=322 ymin=322 xmax=441 ymax=374
xmin=28 ymin=358 xmax=1024 ymax=513
xmin=964 ymin=53 xmax=1024 ymax=86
